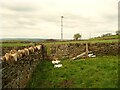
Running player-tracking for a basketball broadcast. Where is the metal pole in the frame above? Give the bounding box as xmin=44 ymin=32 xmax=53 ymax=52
xmin=61 ymin=16 xmax=63 ymax=40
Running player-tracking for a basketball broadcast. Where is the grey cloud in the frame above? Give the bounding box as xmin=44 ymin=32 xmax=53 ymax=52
xmin=39 ymin=16 xmax=59 ymax=24
xmin=104 ymin=14 xmax=117 ymax=24
xmin=0 ymin=1 xmax=38 ymax=12
xmin=9 ymin=7 xmax=35 ymax=12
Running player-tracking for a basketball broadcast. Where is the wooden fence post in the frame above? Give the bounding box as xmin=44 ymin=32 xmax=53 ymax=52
xmin=41 ymin=45 xmax=45 ymax=60
xmin=85 ymin=43 xmax=89 ymax=58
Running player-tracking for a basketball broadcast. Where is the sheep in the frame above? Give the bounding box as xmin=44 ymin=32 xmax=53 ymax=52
xmin=54 ymin=64 xmax=62 ymax=68
xmin=17 ymin=50 xmax=23 ymax=58
xmin=0 ymin=56 xmax=6 ymax=61
xmin=10 ymin=52 xmax=18 ymax=61
xmin=20 ymin=49 xmax=26 ymax=56
xmin=18 ymin=49 xmax=26 ymax=58
xmin=8 ymin=50 xmax=18 ymax=61
xmin=4 ymin=53 xmax=11 ymax=61
xmin=51 ymin=56 xmax=60 ymax=64
xmin=4 ymin=51 xmax=18 ymax=61
xmin=88 ymin=53 xmax=93 ymax=57
xmin=4 ymin=48 xmax=29 ymax=61
xmin=88 ymin=53 xmax=96 ymax=58
xmin=28 ymin=47 xmax=34 ymax=53
xmin=52 ymin=60 xmax=60 ymax=64
xmin=91 ymin=55 xmax=96 ymax=58
xmin=36 ymin=45 xmax=41 ymax=50
xmin=9 ymin=50 xmax=17 ymax=54
xmin=34 ymin=46 xmax=38 ymax=51
xmin=24 ymin=48 xmax=29 ymax=56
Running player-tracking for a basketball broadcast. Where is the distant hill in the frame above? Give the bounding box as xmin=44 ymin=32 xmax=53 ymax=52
xmin=0 ymin=38 xmax=46 ymax=42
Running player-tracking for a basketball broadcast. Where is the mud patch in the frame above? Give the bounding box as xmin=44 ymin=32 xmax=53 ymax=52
xmin=59 ymin=79 xmax=74 ymax=88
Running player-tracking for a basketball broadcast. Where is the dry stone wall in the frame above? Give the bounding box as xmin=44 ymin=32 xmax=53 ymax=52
xmin=1 ymin=44 xmax=47 ymax=88
xmin=89 ymin=42 xmax=119 ymax=56
xmin=49 ymin=43 xmax=85 ymax=59
xmin=49 ymin=42 xmax=119 ymax=60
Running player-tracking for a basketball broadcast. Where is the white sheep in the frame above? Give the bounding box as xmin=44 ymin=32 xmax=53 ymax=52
xmin=91 ymin=55 xmax=96 ymax=58
xmin=88 ymin=53 xmax=93 ymax=57
xmin=54 ymin=64 xmax=62 ymax=68
xmin=52 ymin=60 xmax=60 ymax=64
xmin=88 ymin=53 xmax=96 ymax=58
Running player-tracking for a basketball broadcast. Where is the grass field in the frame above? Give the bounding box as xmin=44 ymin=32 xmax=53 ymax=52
xmin=27 ymin=55 xmax=118 ymax=88
xmin=1 ymin=39 xmax=118 ymax=47
xmin=90 ymin=35 xmax=119 ymax=40
xmin=1 ymin=35 xmax=118 ymax=47
xmin=42 ymin=35 xmax=118 ymax=45
xmin=42 ymin=39 xmax=118 ymax=45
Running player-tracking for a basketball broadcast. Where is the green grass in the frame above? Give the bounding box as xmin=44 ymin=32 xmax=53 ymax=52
xmin=1 ymin=39 xmax=118 ymax=47
xmin=42 ymin=39 xmax=118 ymax=45
xmin=27 ymin=55 xmax=118 ymax=88
xmin=100 ymin=35 xmax=118 ymax=39
xmin=90 ymin=35 xmax=119 ymax=40
xmin=89 ymin=39 xmax=118 ymax=43
xmin=0 ymin=43 xmax=34 ymax=47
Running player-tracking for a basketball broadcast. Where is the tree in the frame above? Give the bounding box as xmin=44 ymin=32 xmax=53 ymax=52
xmin=73 ymin=33 xmax=81 ymax=40
xmin=101 ymin=33 xmax=112 ymax=37
xmin=116 ymin=30 xmax=120 ymax=35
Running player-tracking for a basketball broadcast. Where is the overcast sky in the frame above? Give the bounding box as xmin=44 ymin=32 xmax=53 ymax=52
xmin=0 ymin=0 xmax=118 ymax=39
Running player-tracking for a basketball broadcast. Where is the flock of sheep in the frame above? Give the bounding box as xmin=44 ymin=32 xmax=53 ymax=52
xmin=1 ymin=45 xmax=42 ymax=62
